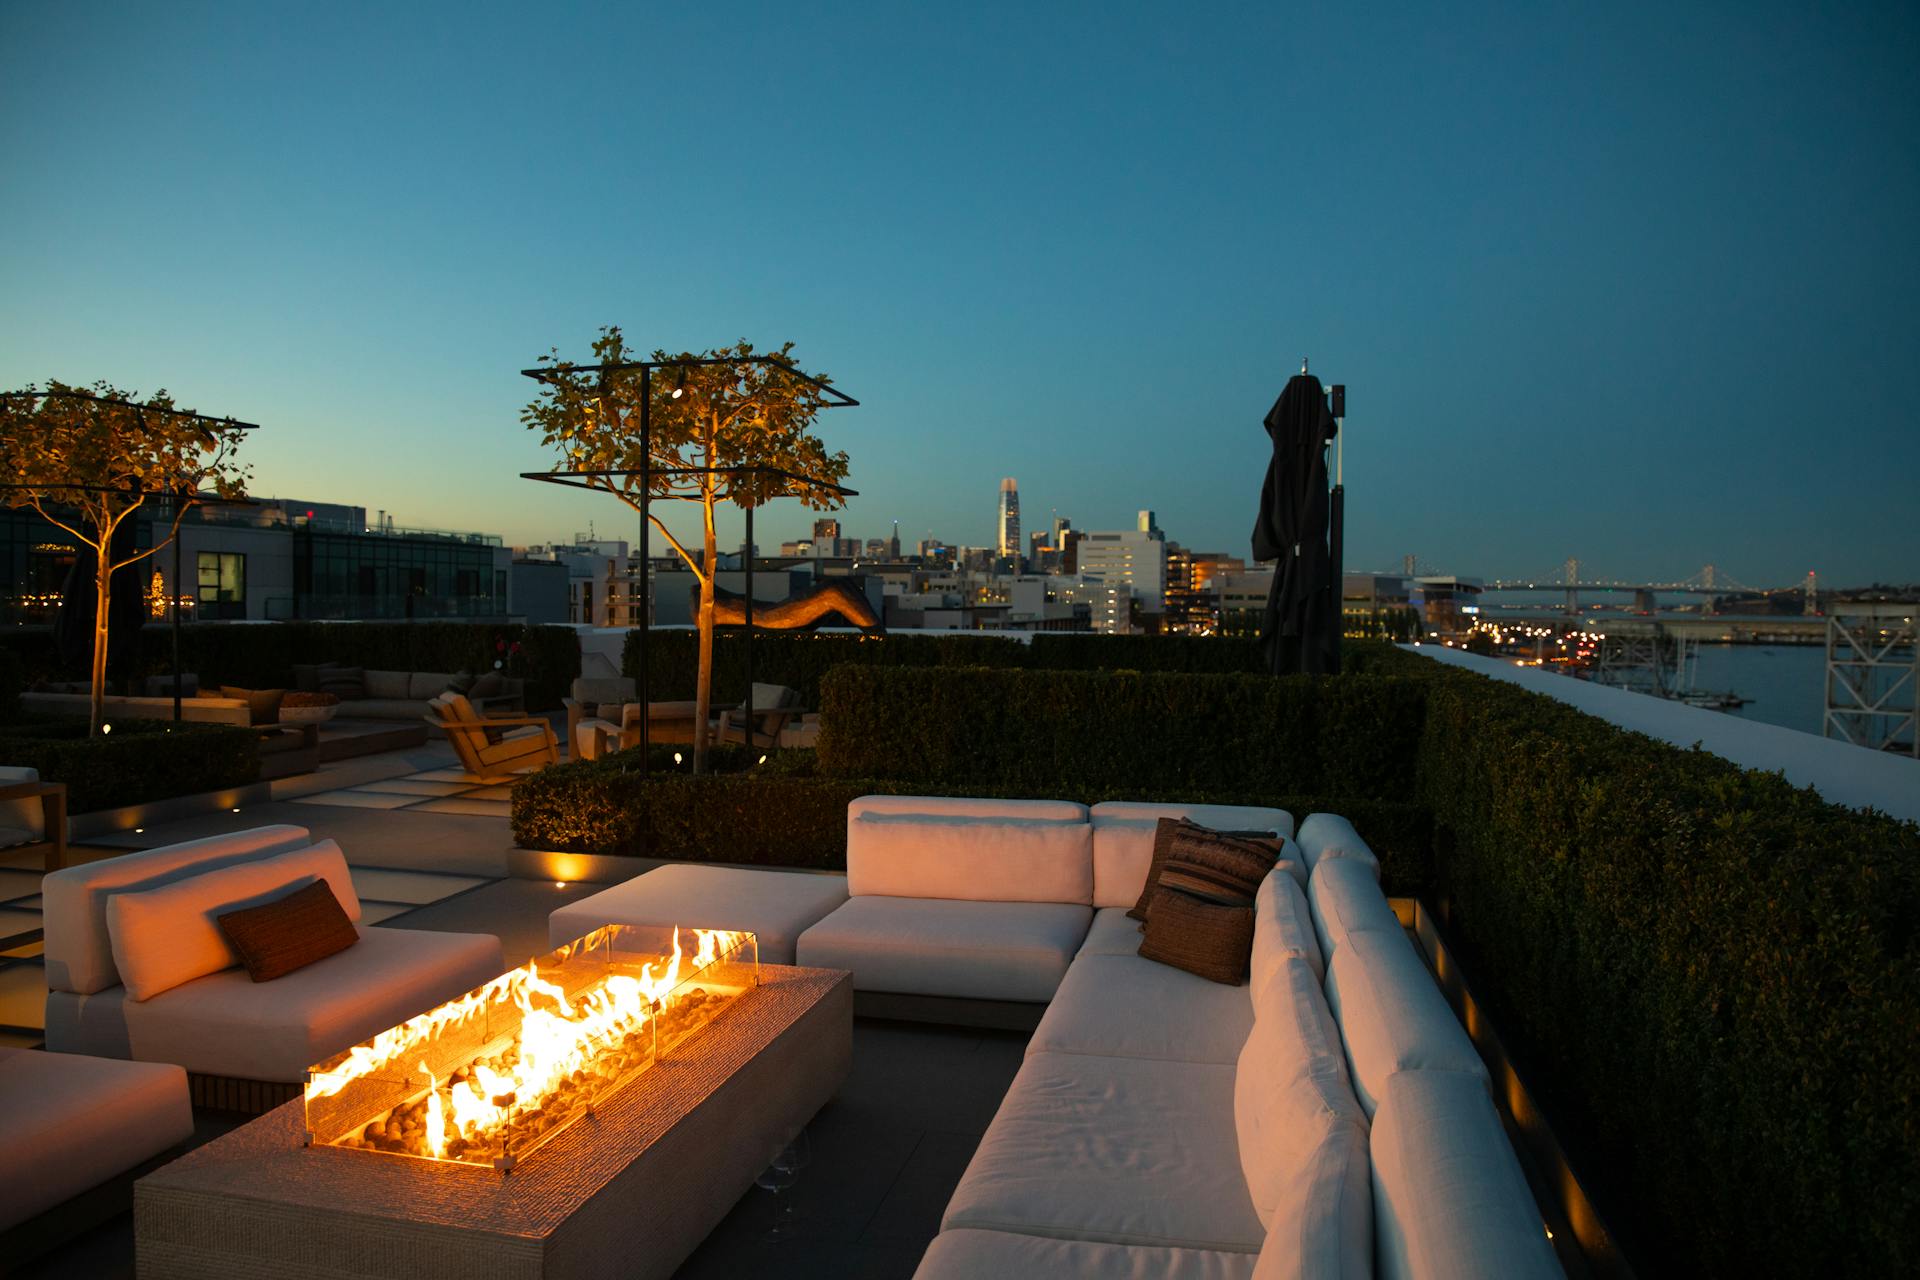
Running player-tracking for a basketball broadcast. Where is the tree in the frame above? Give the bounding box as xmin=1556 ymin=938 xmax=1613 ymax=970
xmin=524 ymin=330 xmax=850 ymax=772
xmin=0 ymin=381 xmax=251 ymax=733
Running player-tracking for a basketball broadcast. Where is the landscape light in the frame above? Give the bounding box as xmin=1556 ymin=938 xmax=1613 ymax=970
xmin=670 ymin=367 xmax=687 ymax=400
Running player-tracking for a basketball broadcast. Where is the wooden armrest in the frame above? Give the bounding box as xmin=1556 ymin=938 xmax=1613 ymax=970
xmin=475 ymin=714 xmax=556 ymax=729
xmin=0 ymin=781 xmax=63 ymax=802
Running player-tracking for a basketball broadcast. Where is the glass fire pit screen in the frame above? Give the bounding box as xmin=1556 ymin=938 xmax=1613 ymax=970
xmin=304 ymin=924 xmax=758 ymax=1171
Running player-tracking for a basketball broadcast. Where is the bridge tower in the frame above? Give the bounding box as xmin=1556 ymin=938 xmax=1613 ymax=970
xmin=1701 ymin=564 xmax=1716 ymax=591
xmin=1403 ymin=553 xmax=1415 ymax=578
xmin=1564 ymin=557 xmax=1580 ymax=618
xmin=1804 ymin=570 xmax=1819 ymax=616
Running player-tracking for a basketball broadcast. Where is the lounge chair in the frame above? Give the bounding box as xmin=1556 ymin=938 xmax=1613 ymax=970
xmin=0 ymin=766 xmax=68 ymax=873
xmin=423 ymin=693 xmax=559 ymax=783
xmin=714 ymin=683 xmax=804 ymax=750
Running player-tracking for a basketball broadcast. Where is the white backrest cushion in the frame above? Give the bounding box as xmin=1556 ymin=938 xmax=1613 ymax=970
xmin=1252 ymin=1111 xmax=1373 ymax=1280
xmin=42 ymin=825 xmax=314 ymax=994
xmin=1307 ymin=855 xmax=1403 ymax=965
xmin=846 ymin=814 xmax=1093 ymax=903
xmin=1252 ymin=867 xmax=1325 ymax=997
xmin=848 ymin=795 xmax=1088 ymax=822
xmin=1325 ymin=927 xmax=1488 ymax=1118
xmin=1295 ymin=813 xmax=1380 ymax=877
xmin=1089 ymin=802 xmax=1296 ymax=908
xmin=1371 ymin=1069 xmax=1562 ymax=1280
xmin=105 ymin=841 xmax=360 ymax=1002
xmin=1236 ymin=954 xmax=1369 ymax=1217
xmin=364 ymin=670 xmax=410 ymax=699
xmin=408 ymin=671 xmax=454 ymax=699
xmin=0 ymin=766 xmax=43 ymax=838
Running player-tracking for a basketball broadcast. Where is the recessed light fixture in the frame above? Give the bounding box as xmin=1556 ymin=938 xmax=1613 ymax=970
xmin=231 ymin=808 xmax=241 ymax=813
xmin=554 ymin=881 xmax=568 ymax=889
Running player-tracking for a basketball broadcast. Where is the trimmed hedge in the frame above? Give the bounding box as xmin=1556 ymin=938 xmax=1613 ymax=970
xmin=1410 ymin=661 xmax=1920 ymax=1277
xmin=621 ymin=629 xmax=1407 ymax=706
xmin=1 ymin=622 xmax=582 ymax=710
xmin=511 ymin=750 xmax=1432 ymax=889
xmin=815 ymin=665 xmax=1427 ymax=802
xmin=0 ymin=719 xmax=259 ymax=812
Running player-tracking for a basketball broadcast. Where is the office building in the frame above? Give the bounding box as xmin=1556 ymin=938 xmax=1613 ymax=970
xmin=1075 ymin=526 xmax=1167 ymax=624
xmin=996 ymin=478 xmax=1021 ymax=560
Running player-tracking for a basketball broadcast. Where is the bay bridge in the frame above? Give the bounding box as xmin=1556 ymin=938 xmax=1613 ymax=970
xmin=1479 ymin=561 xmax=1819 ymax=617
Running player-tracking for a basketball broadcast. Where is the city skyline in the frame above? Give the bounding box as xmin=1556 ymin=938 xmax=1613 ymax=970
xmin=3 ymin=3 xmax=1916 ymax=586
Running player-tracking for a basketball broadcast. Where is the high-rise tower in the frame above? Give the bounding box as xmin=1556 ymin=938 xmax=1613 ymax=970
xmin=996 ymin=478 xmax=1021 ymax=558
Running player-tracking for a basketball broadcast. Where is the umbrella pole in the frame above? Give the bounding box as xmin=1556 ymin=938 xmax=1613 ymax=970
xmin=1330 ymin=399 xmax=1345 ymax=668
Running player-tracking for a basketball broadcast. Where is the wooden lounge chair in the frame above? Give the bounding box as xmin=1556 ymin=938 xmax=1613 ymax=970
xmin=715 ymin=684 xmax=804 ymax=751
xmin=423 ymin=694 xmax=560 ymax=783
xmin=0 ymin=766 xmax=67 ymax=873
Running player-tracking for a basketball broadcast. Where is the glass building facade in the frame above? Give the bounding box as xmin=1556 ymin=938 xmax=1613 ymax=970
xmin=292 ymin=527 xmax=507 ymax=620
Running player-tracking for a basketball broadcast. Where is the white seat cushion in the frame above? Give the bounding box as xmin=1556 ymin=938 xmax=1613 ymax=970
xmin=1250 ymin=1114 xmax=1373 ymax=1280
xmin=916 ymin=1228 xmax=1259 ymax=1280
xmin=942 ymin=1050 xmax=1267 ymax=1252
xmin=797 ymin=897 xmax=1090 ymax=1002
xmin=0 ymin=1047 xmax=193 ymax=1232
xmin=1030 ymin=952 xmax=1254 ymax=1064
xmin=1306 ymin=855 xmax=1403 ymax=966
xmin=42 ymin=825 xmax=315 ymax=995
xmin=1371 ymin=1069 xmax=1562 ymax=1280
xmin=1294 ymin=814 xmax=1380 ymax=877
xmin=847 ymin=814 xmax=1094 ymax=903
xmin=1078 ymin=906 xmax=1146 ymax=957
xmin=1252 ymin=868 xmax=1325 ymax=995
xmin=104 ymin=926 xmax=503 ymax=1082
xmin=1089 ymin=802 xmax=1296 ymax=909
xmin=548 ymin=865 xmax=848 ymax=965
xmin=571 ymin=717 xmax=622 ymax=760
xmin=1236 ymin=956 xmax=1369 ymax=1233
xmin=1324 ymin=928 xmax=1488 ymax=1118
xmin=849 ymin=795 xmax=1089 ymax=822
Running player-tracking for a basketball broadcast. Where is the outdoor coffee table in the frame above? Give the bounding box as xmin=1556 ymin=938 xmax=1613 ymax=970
xmin=134 ymin=965 xmax=852 ymax=1280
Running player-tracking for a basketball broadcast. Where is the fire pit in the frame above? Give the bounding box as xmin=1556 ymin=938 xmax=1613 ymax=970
xmin=304 ymin=924 xmax=758 ymax=1172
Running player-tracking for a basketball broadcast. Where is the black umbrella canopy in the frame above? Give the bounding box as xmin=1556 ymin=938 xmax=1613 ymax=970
xmin=1251 ymin=373 xmax=1339 ymax=674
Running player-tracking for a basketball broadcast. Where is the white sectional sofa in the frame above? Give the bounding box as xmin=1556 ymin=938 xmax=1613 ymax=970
xmin=42 ymin=825 xmax=505 ymax=1086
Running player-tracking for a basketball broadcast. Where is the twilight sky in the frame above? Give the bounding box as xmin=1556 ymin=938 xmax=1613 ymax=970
xmin=3 ymin=1 xmax=1916 ymax=587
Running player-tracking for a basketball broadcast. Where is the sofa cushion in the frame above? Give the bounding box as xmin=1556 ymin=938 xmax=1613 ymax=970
xmin=1371 ymin=1069 xmax=1562 ymax=1280
xmin=1252 ymin=868 xmax=1324 ymax=996
xmin=334 ymin=698 xmax=428 ymax=719
xmin=318 ymin=665 xmax=366 ymax=698
xmin=849 ymin=795 xmax=1089 ymax=823
xmin=0 ymin=1048 xmax=193 ymax=1232
xmin=218 ymin=685 xmax=286 ymax=725
xmin=365 ymin=669 xmax=408 ymax=699
xmin=117 ymin=925 xmax=505 ymax=1082
xmin=915 ymin=1228 xmax=1258 ymax=1280
xmin=1306 ymin=855 xmax=1403 ymax=966
xmin=105 ymin=841 xmax=362 ymax=1002
xmin=1251 ymin=1112 xmax=1373 ymax=1280
xmin=1294 ymin=813 xmax=1380 ymax=878
xmin=548 ymin=864 xmax=848 ymax=965
xmin=1130 ymin=821 xmax=1289 ymax=921
xmin=1140 ymin=888 xmax=1256 ymax=985
xmin=1028 ymin=952 xmax=1253 ymax=1064
xmin=796 ymin=896 xmax=1090 ymax=1002
xmin=1090 ymin=802 xmax=1294 ymax=910
xmin=409 ymin=671 xmax=454 ymax=699
xmin=218 ymin=880 xmax=361 ymax=982
xmin=1236 ymin=955 xmax=1367 ymax=1218
xmin=43 ymin=825 xmax=315 ymax=995
xmin=846 ymin=814 xmax=1094 ymax=904
xmin=1325 ymin=928 xmax=1488 ymax=1118
xmin=1077 ymin=906 xmax=1145 ymax=957
xmin=942 ymin=1050 xmax=1266 ymax=1252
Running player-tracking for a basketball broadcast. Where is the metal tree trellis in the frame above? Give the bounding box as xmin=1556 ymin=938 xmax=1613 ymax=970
xmin=0 ymin=387 xmax=260 ymax=722
xmin=519 ymin=355 xmax=860 ymax=771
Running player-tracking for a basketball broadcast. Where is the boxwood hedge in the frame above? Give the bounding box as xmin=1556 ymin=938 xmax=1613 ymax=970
xmin=0 ymin=718 xmax=259 ymax=812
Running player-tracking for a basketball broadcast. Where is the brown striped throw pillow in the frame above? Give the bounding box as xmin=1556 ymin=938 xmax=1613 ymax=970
xmin=1128 ymin=819 xmax=1285 ymax=920
xmin=1139 ymin=887 xmax=1257 ymax=984
xmin=216 ymin=880 xmax=359 ymax=983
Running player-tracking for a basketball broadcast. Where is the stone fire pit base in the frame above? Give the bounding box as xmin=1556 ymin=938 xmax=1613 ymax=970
xmin=134 ymin=966 xmax=852 ymax=1280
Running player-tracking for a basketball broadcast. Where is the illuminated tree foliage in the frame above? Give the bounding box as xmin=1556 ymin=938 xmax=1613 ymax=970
xmin=0 ymin=381 xmax=251 ymax=733
xmin=524 ymin=330 xmax=850 ymax=772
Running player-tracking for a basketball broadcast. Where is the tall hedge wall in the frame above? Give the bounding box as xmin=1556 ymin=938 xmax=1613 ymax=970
xmin=1 ymin=622 xmax=582 ymax=709
xmin=815 ymin=665 xmax=1427 ymax=802
xmin=1411 ymin=661 xmax=1920 ymax=1277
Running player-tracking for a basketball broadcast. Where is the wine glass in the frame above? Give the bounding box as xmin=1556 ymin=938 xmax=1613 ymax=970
xmin=757 ymin=1128 xmax=811 ymax=1240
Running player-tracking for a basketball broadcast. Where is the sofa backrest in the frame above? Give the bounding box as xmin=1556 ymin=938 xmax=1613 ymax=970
xmin=846 ymin=810 xmax=1094 ymax=904
xmin=1322 ymin=921 xmax=1488 ymax=1118
xmin=572 ymin=676 xmax=637 ymax=706
xmin=1252 ymin=866 xmax=1324 ymax=995
xmin=1306 ymin=855 xmax=1402 ymax=966
xmin=848 ymin=795 xmax=1088 ymax=822
xmin=42 ymin=824 xmax=315 ymax=994
xmin=1370 ymin=1068 xmax=1563 ymax=1280
xmin=1087 ymin=801 xmax=1295 ymax=909
xmin=1295 ymin=812 xmax=1381 ymax=877
xmin=409 ymin=671 xmax=455 ymax=699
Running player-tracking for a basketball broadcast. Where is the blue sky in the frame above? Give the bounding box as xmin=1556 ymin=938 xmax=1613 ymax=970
xmin=3 ymin=1 xmax=1915 ymax=586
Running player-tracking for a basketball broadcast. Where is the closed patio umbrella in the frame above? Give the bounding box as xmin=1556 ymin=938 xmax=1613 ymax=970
xmin=1251 ymin=371 xmax=1339 ymax=674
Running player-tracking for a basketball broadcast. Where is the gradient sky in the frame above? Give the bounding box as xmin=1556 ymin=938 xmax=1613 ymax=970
xmin=3 ymin=2 xmax=1916 ymax=587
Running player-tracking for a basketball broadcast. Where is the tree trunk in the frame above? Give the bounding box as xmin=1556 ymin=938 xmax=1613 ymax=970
xmin=692 ymin=495 xmax=718 ymax=775
xmin=90 ymin=555 xmax=111 ymax=736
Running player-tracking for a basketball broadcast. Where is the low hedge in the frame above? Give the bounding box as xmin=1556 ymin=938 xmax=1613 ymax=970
xmin=815 ymin=665 xmax=1427 ymax=802
xmin=0 ymin=718 xmax=259 ymax=812
xmin=1 ymin=622 xmax=582 ymax=710
xmin=1412 ymin=660 xmax=1920 ymax=1277
xmin=511 ymin=750 xmax=1433 ymax=892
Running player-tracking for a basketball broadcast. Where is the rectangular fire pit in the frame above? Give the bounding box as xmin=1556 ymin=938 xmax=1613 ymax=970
xmin=135 ymin=958 xmax=852 ymax=1280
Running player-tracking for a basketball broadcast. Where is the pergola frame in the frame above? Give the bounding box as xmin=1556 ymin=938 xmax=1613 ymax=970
xmin=518 ymin=354 xmax=858 ymax=771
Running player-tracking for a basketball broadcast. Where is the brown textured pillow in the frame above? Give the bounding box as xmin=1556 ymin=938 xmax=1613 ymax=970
xmin=1128 ymin=819 xmax=1285 ymax=920
xmin=216 ymin=880 xmax=359 ymax=983
xmin=219 ymin=685 xmax=287 ymax=726
xmin=1139 ymin=887 xmax=1256 ymax=984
